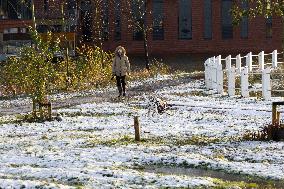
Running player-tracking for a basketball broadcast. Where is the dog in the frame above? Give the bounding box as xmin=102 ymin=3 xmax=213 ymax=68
xmin=143 ymin=95 xmax=168 ymax=116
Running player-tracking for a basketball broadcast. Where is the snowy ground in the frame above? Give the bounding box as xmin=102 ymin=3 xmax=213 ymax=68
xmin=0 ymin=74 xmax=284 ymax=188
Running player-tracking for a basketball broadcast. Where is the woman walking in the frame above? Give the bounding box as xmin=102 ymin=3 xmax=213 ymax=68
xmin=112 ymin=46 xmax=131 ymax=97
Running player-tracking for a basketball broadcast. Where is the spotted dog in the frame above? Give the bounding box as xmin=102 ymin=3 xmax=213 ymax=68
xmin=144 ymin=95 xmax=168 ymax=116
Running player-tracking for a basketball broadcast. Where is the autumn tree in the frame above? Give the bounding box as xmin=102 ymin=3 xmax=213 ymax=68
xmin=232 ymin=0 xmax=284 ymax=52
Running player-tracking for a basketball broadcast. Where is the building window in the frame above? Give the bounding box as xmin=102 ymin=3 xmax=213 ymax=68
xmin=7 ymin=0 xmax=17 ymax=19
xmin=221 ymin=0 xmax=233 ymax=39
xmin=4 ymin=27 xmax=18 ymax=34
xmin=0 ymin=0 xmax=8 ymax=19
xmin=50 ymin=25 xmax=62 ymax=33
xmin=0 ymin=0 xmax=32 ymax=20
xmin=266 ymin=16 xmax=272 ymax=38
xmin=67 ymin=0 xmax=77 ymax=17
xmin=44 ymin=0 xmax=49 ymax=12
xmin=67 ymin=0 xmax=77 ymax=32
xmin=240 ymin=0 xmax=248 ymax=38
xmin=36 ymin=25 xmax=48 ymax=33
xmin=102 ymin=0 xmax=109 ymax=41
xmin=20 ymin=28 xmax=27 ymax=33
xmin=204 ymin=0 xmax=212 ymax=39
xmin=153 ymin=0 xmax=164 ymax=40
xmin=178 ymin=0 xmax=192 ymax=40
xmin=81 ymin=0 xmax=93 ymax=42
xmin=114 ymin=0 xmax=121 ymax=41
xmin=67 ymin=0 xmax=76 ymax=12
xmin=132 ymin=0 xmax=145 ymax=41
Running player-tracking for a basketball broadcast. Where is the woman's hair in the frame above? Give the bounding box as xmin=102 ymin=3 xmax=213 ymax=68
xmin=115 ymin=46 xmax=126 ymax=56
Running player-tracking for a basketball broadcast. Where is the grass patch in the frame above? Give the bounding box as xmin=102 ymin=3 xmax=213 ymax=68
xmin=83 ymin=134 xmax=226 ymax=148
xmin=61 ymin=111 xmax=120 ymax=118
xmin=84 ymin=135 xmax=156 ymax=147
xmin=212 ymin=178 xmax=281 ymax=189
xmin=171 ymin=135 xmax=221 ymax=146
xmin=212 ymin=179 xmax=259 ymax=189
xmin=171 ymin=91 xmax=205 ymax=97
xmin=0 ymin=119 xmax=18 ymax=125
xmin=138 ymin=164 xmax=279 ymax=189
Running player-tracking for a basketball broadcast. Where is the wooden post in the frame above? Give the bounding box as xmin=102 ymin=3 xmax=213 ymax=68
xmin=48 ymin=102 xmax=52 ymax=120
xmin=225 ymin=55 xmax=231 ymax=70
xmin=246 ymin=52 xmax=253 ymax=72
xmin=272 ymin=50 xmax=278 ymax=68
xmin=208 ymin=57 xmax=214 ymax=90
xmin=212 ymin=56 xmax=217 ymax=91
xmin=228 ymin=67 xmax=236 ymax=96
xmin=258 ymin=51 xmax=265 ymax=71
xmin=134 ymin=116 xmax=140 ymax=141
xmin=241 ymin=66 xmax=249 ymax=98
xmin=39 ymin=103 xmax=43 ymax=119
xmin=32 ymin=99 xmax=37 ymax=118
xmin=276 ymin=112 xmax=281 ymax=125
xmin=272 ymin=103 xmax=277 ymax=125
xmin=217 ymin=57 xmax=223 ymax=94
xmin=204 ymin=59 xmax=209 ymax=90
xmin=236 ymin=54 xmax=242 ymax=74
xmin=262 ymin=67 xmax=271 ymax=101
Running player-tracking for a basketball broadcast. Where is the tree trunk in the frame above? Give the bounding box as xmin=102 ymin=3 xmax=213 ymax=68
xmin=100 ymin=40 xmax=105 ymax=69
xmin=282 ymin=16 xmax=284 ymax=61
xmin=65 ymin=46 xmax=70 ymax=90
xmin=31 ymin=0 xmax=36 ymax=30
xmin=143 ymin=0 xmax=150 ymax=70
xmin=143 ymin=30 xmax=150 ymax=70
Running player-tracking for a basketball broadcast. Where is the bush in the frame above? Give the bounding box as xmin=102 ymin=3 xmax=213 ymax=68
xmin=128 ymin=59 xmax=170 ymax=81
xmin=0 ymin=29 xmax=60 ymax=102
xmin=0 ymin=32 xmax=114 ymax=98
xmin=0 ymin=30 xmax=170 ymax=99
xmin=71 ymin=45 xmax=113 ymax=90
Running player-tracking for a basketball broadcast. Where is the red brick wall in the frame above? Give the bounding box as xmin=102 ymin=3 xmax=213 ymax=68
xmin=0 ymin=0 xmax=66 ymax=33
xmin=0 ymin=0 xmax=282 ymax=56
xmin=0 ymin=20 xmax=32 ymax=33
xmin=103 ymin=0 xmax=282 ymax=56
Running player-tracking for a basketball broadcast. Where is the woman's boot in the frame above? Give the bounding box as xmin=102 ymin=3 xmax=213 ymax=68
xmin=118 ymin=86 xmax=122 ymax=97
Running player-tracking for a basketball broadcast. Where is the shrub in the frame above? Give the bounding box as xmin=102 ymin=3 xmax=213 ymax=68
xmin=0 ymin=33 xmax=170 ymax=98
xmin=0 ymin=28 xmax=60 ymax=102
xmin=0 ymin=33 xmax=114 ymax=97
xmin=128 ymin=59 xmax=170 ymax=81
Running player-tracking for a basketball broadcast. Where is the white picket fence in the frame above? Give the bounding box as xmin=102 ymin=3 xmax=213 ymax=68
xmin=204 ymin=50 xmax=283 ymax=101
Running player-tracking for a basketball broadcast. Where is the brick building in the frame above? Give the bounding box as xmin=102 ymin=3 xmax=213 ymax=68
xmin=101 ymin=0 xmax=282 ymax=56
xmin=0 ymin=0 xmax=77 ymax=54
xmin=0 ymin=0 xmax=282 ymax=56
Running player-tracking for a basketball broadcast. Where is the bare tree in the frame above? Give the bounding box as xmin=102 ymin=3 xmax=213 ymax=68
xmin=79 ymin=0 xmax=112 ymax=68
xmin=125 ymin=0 xmax=151 ymax=70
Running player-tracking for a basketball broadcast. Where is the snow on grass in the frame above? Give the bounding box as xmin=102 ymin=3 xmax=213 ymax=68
xmin=0 ymin=74 xmax=284 ymax=188
xmin=0 ymin=178 xmax=75 ymax=189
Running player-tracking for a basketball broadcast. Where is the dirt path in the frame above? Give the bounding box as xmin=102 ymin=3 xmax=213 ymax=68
xmin=0 ymin=73 xmax=203 ymax=116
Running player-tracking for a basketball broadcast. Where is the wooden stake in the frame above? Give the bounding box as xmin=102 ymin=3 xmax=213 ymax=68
xmin=47 ymin=102 xmax=52 ymax=120
xmin=134 ymin=116 xmax=140 ymax=141
xmin=272 ymin=103 xmax=277 ymax=125
xmin=32 ymin=99 xmax=37 ymax=118
xmin=39 ymin=103 xmax=43 ymax=119
xmin=276 ymin=111 xmax=281 ymax=125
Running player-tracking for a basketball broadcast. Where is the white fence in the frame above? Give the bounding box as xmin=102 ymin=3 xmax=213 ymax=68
xmin=204 ymin=50 xmax=283 ymax=101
